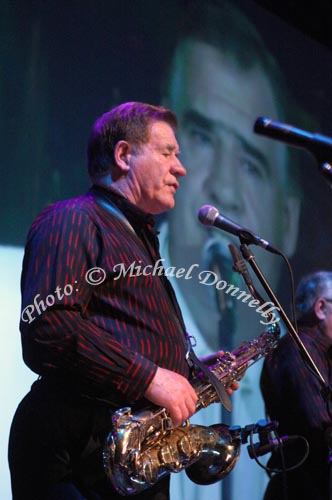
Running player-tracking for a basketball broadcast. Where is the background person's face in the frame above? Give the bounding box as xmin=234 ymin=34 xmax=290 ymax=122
xmin=168 ymin=41 xmax=299 ymax=287
xmin=165 ymin=41 xmax=300 ymax=347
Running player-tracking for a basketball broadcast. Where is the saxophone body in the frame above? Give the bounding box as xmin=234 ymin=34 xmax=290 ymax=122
xmin=103 ymin=323 xmax=280 ymax=495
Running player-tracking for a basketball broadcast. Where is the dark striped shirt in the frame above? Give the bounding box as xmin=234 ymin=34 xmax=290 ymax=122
xmin=20 ymin=185 xmax=190 ymax=406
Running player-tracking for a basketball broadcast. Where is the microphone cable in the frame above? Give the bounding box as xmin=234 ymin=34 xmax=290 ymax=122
xmin=247 ymin=426 xmax=309 ymax=500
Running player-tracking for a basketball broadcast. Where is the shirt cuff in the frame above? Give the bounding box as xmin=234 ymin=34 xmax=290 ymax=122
xmin=117 ymin=352 xmax=158 ymax=401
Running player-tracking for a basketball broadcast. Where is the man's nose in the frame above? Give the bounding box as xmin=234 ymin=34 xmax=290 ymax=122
xmin=208 ymin=151 xmax=243 ymax=213
xmin=172 ymin=156 xmax=187 ymax=178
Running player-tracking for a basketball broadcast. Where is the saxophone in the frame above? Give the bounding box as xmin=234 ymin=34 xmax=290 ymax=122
xmin=103 ymin=323 xmax=280 ymax=495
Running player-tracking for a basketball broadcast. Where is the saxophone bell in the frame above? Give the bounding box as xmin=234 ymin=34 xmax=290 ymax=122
xmin=185 ymin=423 xmax=241 ymax=484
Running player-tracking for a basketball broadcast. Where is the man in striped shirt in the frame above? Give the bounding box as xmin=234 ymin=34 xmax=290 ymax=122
xmin=9 ymin=102 xmax=235 ymax=499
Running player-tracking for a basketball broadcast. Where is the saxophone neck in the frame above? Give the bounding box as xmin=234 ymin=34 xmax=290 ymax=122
xmin=193 ymin=323 xmax=281 ymax=409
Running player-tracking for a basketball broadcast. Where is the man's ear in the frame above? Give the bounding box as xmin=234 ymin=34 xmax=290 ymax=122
xmin=114 ymin=140 xmax=132 ymax=173
xmin=314 ymin=298 xmax=327 ymax=321
xmin=281 ymin=195 xmax=301 ymax=257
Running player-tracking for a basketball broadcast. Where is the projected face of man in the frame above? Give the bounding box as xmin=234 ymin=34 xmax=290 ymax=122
xmin=166 ymin=41 xmax=300 ymax=349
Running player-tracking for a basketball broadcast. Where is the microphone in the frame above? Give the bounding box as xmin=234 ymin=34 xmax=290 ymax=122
xmin=254 ymin=117 xmax=332 ymax=163
xmin=247 ymin=435 xmax=291 ymax=459
xmin=198 ymin=205 xmax=280 ymax=255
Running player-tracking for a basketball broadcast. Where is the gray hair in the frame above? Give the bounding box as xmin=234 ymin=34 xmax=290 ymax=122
xmin=295 ymin=271 xmax=332 ymax=321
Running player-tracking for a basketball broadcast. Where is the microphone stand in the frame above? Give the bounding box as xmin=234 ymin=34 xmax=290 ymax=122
xmin=206 ymin=245 xmax=236 ymax=500
xmin=239 ymin=242 xmax=332 ymax=403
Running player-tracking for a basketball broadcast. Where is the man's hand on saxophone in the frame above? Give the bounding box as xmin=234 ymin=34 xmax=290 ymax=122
xmin=144 ymin=366 xmax=198 ymax=428
xmin=144 ymin=351 xmax=240 ymax=428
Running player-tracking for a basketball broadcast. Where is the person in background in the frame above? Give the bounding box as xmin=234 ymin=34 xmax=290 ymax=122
xmin=261 ymin=270 xmax=332 ymax=500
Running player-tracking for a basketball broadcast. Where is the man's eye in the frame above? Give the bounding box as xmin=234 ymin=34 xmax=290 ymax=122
xmin=188 ymin=127 xmax=213 ymax=146
xmin=241 ymin=158 xmax=266 ymax=180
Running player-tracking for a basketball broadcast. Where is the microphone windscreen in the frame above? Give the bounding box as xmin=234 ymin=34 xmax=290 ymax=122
xmin=253 ymin=116 xmax=269 ymax=134
xmin=198 ymin=205 xmax=219 ymax=226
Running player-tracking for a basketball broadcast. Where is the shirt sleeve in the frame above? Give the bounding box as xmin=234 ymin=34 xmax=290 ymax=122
xmin=20 ymin=204 xmax=157 ymax=402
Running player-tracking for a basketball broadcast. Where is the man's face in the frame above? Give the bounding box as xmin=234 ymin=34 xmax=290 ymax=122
xmin=167 ymin=41 xmax=299 ymax=286
xmin=128 ymin=120 xmax=186 ymax=214
xmin=317 ymin=286 xmax=332 ymax=340
xmin=325 ymin=301 xmax=332 ymax=341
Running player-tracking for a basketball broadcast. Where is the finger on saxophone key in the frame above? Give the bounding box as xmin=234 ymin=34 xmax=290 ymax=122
xmin=199 ymin=349 xmax=240 ymax=395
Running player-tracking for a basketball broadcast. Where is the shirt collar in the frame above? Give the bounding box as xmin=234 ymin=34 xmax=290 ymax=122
xmin=88 ymin=184 xmax=157 ymax=234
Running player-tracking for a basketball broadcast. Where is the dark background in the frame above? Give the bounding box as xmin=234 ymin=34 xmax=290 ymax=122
xmin=256 ymin=0 xmax=332 ymax=50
